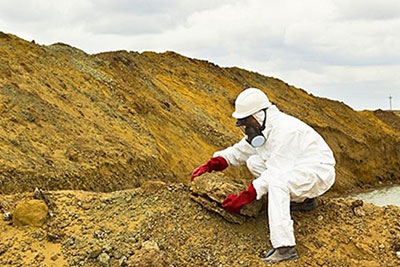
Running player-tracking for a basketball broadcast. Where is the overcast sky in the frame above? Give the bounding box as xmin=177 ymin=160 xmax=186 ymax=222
xmin=1 ymin=0 xmax=399 ymax=110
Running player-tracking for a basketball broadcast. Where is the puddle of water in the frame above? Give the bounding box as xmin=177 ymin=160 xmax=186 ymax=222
xmin=353 ymin=185 xmax=400 ymax=207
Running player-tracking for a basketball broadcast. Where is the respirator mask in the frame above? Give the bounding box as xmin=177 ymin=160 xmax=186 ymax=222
xmin=236 ymin=109 xmax=267 ymax=148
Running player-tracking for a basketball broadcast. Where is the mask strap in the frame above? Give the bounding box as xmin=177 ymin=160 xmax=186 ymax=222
xmin=259 ymin=108 xmax=267 ymax=131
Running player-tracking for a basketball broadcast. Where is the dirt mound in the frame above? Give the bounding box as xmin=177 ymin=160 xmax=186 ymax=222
xmin=372 ymin=109 xmax=400 ymax=131
xmin=1 ymin=30 xmax=400 ymax=267
xmin=1 ymin=184 xmax=399 ymax=266
xmin=0 ymin=31 xmax=399 ymax=196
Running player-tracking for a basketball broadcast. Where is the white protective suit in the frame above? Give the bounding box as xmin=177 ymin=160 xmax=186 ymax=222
xmin=214 ymin=105 xmax=335 ymax=248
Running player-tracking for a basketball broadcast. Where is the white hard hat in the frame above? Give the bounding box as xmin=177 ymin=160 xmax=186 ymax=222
xmin=232 ymin=88 xmax=272 ymax=119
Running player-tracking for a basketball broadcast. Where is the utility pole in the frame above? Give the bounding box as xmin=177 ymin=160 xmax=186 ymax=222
xmin=389 ymin=94 xmax=392 ymax=110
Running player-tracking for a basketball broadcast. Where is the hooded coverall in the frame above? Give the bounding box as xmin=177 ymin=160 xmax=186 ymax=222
xmin=214 ymin=105 xmax=336 ymax=248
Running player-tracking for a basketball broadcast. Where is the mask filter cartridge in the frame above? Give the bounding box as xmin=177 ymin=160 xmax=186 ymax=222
xmin=250 ymin=135 xmax=266 ymax=148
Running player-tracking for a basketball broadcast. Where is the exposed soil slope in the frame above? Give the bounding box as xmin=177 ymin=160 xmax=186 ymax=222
xmin=1 ymin=32 xmax=400 ymax=267
xmin=1 ymin=32 xmax=400 ymax=195
xmin=372 ymin=110 xmax=400 ymax=131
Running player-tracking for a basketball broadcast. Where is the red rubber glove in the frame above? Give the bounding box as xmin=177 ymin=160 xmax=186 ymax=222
xmin=191 ymin=156 xmax=228 ymax=181
xmin=222 ymin=183 xmax=257 ymax=214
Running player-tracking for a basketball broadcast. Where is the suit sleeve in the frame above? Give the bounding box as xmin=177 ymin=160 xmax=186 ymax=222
xmin=213 ymin=138 xmax=256 ymax=166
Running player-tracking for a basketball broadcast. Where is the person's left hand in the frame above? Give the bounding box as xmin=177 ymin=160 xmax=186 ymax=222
xmin=222 ymin=183 xmax=257 ymax=214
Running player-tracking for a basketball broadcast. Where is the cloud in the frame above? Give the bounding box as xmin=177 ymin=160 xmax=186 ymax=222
xmin=334 ymin=0 xmax=400 ymax=20
xmin=0 ymin=0 xmax=237 ymax=38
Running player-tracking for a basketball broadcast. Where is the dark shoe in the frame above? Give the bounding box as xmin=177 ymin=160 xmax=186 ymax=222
xmin=262 ymin=246 xmax=299 ymax=263
xmin=290 ymin=198 xmax=317 ymax=212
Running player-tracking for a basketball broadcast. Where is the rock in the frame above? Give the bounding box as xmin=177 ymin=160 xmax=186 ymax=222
xmin=33 ymin=230 xmax=45 ymax=241
xmin=126 ymin=248 xmax=168 ymax=267
xmin=69 ymin=236 xmax=75 ymax=246
xmin=350 ymin=199 xmax=363 ymax=208
xmin=189 ymin=173 xmax=264 ymax=224
xmin=141 ymin=180 xmax=166 ymax=194
xmin=124 ymin=240 xmax=169 ymax=266
xmin=71 ymin=256 xmax=81 ymax=266
xmin=353 ymin=206 xmax=365 ymax=217
xmin=113 ymin=250 xmax=122 ymax=259
xmin=2 ymin=212 xmax=12 ymax=221
xmin=97 ymin=252 xmax=110 ymax=267
xmin=93 ymin=230 xmax=105 ymax=239
xmin=119 ymin=256 xmax=128 ymax=266
xmin=142 ymin=240 xmax=159 ymax=251
xmin=50 ymin=254 xmax=58 ymax=261
xmin=89 ymin=248 xmax=103 ymax=259
xmin=0 ymin=243 xmax=9 ymax=255
xmin=47 ymin=231 xmax=62 ymax=243
xmin=12 ymin=199 xmax=48 ymax=227
xmin=103 ymin=243 xmax=113 ymax=252
xmin=34 ymin=252 xmax=45 ymax=262
xmin=396 ymin=251 xmax=400 ymax=259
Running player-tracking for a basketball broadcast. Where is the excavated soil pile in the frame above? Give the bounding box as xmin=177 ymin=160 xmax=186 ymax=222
xmin=0 ymin=32 xmax=399 ymax=195
xmin=372 ymin=110 xmax=400 ymax=132
xmin=1 ymin=32 xmax=400 ymax=266
xmin=1 ymin=181 xmax=400 ymax=266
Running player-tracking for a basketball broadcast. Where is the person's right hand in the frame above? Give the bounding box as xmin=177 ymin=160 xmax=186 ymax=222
xmin=190 ymin=156 xmax=228 ymax=181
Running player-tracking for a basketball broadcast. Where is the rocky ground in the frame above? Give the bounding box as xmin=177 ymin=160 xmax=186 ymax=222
xmin=1 ymin=174 xmax=400 ymax=266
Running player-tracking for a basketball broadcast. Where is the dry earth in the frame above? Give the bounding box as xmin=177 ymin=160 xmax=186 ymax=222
xmin=1 ymin=32 xmax=400 ymax=266
xmin=1 ymin=178 xmax=400 ymax=266
xmin=0 ymin=32 xmax=399 ymax=195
